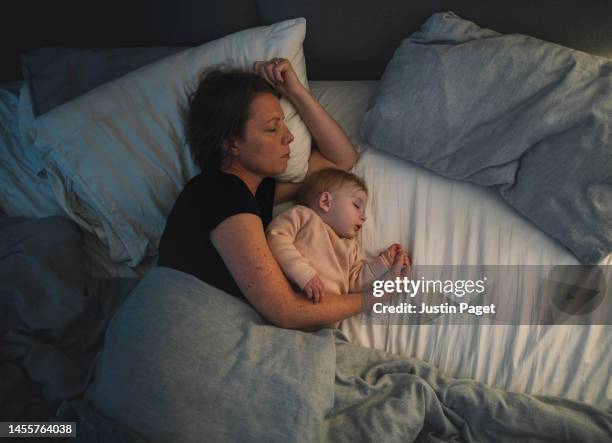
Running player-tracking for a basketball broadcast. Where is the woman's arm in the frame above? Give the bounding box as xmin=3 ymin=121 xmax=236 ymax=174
xmin=254 ymin=59 xmax=359 ymax=204
xmin=255 ymin=58 xmax=358 ymax=171
xmin=285 ymin=87 xmax=358 ymax=171
xmin=210 ymin=213 xmax=363 ymax=330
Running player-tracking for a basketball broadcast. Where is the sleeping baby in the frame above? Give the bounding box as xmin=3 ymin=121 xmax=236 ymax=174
xmin=266 ymin=168 xmax=410 ymax=328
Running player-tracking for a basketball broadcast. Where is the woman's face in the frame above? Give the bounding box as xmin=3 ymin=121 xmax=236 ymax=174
xmin=232 ymin=93 xmax=294 ymax=177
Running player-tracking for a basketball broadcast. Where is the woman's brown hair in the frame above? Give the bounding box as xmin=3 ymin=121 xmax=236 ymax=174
xmin=183 ymin=67 xmax=281 ymax=171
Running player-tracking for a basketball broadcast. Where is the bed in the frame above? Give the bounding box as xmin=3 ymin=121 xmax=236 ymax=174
xmin=1 ymin=1 xmax=611 ymax=441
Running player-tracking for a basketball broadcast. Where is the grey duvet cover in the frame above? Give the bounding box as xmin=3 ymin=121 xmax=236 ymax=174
xmin=88 ymin=267 xmax=612 ymax=442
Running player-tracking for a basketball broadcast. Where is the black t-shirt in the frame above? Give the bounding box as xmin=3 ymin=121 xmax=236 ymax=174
xmin=158 ymin=167 xmax=276 ymax=300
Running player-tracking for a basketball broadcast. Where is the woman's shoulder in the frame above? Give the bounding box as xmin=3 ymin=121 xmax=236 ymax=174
xmin=179 ymin=169 xmax=252 ymax=202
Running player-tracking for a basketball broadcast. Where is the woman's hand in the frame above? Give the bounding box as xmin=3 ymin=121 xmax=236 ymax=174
xmin=253 ymin=58 xmax=306 ymax=99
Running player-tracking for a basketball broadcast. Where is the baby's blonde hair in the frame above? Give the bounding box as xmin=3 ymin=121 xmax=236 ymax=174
xmin=295 ymin=168 xmax=368 ymax=207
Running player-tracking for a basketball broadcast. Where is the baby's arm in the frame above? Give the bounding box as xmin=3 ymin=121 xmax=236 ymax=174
xmin=266 ymin=208 xmax=319 ymax=291
xmin=349 ymin=243 xmax=409 ymax=293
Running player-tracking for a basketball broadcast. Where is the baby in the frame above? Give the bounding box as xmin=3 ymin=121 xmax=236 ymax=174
xmin=266 ymin=168 xmax=409 ymax=328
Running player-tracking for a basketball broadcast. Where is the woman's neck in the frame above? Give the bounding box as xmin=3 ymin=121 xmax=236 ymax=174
xmin=221 ymin=162 xmax=263 ymax=195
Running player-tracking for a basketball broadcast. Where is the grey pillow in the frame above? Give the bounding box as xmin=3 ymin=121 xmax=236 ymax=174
xmin=21 ymin=46 xmax=185 ymax=116
xmin=86 ymin=267 xmax=336 ymax=442
xmin=361 ymin=12 xmax=612 ymax=264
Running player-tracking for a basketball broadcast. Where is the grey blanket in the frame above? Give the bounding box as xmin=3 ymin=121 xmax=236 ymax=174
xmin=327 ymin=338 xmax=611 ymax=442
xmin=0 ymin=216 xmax=138 ymax=420
xmin=87 ymin=267 xmax=612 ymax=442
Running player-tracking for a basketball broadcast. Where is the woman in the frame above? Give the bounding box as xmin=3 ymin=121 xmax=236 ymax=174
xmin=159 ymin=58 xmax=405 ymax=330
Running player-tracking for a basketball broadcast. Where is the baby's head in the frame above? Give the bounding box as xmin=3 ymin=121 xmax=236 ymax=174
xmin=296 ymin=168 xmax=368 ymax=239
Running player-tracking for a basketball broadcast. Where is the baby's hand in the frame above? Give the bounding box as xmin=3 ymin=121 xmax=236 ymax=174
xmin=304 ymin=274 xmax=325 ymax=304
xmin=382 ymin=243 xmax=411 ymax=267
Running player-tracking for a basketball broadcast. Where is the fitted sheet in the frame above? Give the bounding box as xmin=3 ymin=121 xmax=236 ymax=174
xmin=341 ymin=146 xmax=611 ymax=410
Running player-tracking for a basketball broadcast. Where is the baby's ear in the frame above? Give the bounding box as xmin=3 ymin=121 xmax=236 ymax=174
xmin=318 ymin=191 xmax=333 ymax=212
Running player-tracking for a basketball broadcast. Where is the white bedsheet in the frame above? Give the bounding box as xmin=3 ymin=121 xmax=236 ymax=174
xmin=311 ymin=80 xmax=610 ymax=409
xmin=341 ymin=146 xmax=611 ymax=410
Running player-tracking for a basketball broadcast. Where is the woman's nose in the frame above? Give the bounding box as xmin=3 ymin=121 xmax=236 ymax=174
xmin=283 ymin=128 xmax=294 ymax=145
xmin=360 ymin=212 xmax=366 ymax=222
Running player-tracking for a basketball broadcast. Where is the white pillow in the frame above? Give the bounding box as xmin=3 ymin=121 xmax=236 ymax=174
xmin=33 ymin=18 xmax=311 ymax=266
xmin=309 ymin=80 xmax=378 ymax=151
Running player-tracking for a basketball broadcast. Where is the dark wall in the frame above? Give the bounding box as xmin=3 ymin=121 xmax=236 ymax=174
xmin=2 ymin=0 xmax=612 ymax=82
xmin=258 ymin=0 xmax=612 ymax=79
xmin=1 ymin=0 xmax=261 ymax=82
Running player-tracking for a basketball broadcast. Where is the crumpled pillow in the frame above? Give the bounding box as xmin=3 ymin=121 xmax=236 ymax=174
xmin=33 ymin=18 xmax=311 ymax=266
xmin=361 ymin=12 xmax=612 ymax=264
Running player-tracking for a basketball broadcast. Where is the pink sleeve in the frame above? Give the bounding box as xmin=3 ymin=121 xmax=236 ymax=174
xmin=348 ymin=243 xmax=392 ymax=293
xmin=266 ymin=207 xmax=318 ymax=290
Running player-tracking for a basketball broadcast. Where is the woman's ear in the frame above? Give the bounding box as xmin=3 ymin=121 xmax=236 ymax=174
xmin=220 ymin=138 xmax=240 ymax=169
xmin=318 ymin=191 xmax=333 ymax=212
xmin=223 ymin=138 xmax=240 ymax=158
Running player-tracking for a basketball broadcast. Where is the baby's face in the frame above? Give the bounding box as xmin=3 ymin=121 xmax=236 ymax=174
xmin=321 ymin=186 xmax=367 ymax=239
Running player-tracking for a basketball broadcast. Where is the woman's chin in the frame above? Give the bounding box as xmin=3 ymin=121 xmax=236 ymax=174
xmin=273 ymin=160 xmax=290 ymax=175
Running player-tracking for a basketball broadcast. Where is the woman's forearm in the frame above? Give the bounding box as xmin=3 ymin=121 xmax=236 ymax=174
xmin=275 ymin=290 xmax=364 ymax=330
xmin=212 ymin=213 xmax=365 ymax=332
xmin=286 ymin=86 xmax=358 ymax=170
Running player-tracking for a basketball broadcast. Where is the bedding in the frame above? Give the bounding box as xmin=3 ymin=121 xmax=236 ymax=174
xmin=309 ymin=80 xmax=378 ymax=148
xmin=0 ymin=216 xmax=138 ymax=420
xmin=3 ymin=76 xmax=609 ymax=413
xmin=346 ymin=147 xmax=612 ymax=409
xmin=3 ymin=226 xmax=609 ymax=440
xmin=312 ymin=81 xmax=611 ymax=409
xmin=0 ymin=82 xmax=62 ymax=217
xmin=361 ymin=11 xmax=612 ymax=264
xmin=32 ymin=18 xmax=311 ymax=266
xmin=85 ymin=266 xmax=612 ymax=442
xmin=7 ymin=77 xmax=609 ymax=411
xmin=21 ymin=46 xmax=185 ymax=116
xmin=2 ymin=33 xmax=611 ymax=441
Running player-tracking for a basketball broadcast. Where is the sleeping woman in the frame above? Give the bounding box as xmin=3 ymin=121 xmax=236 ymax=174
xmin=158 ymin=58 xmax=405 ymax=330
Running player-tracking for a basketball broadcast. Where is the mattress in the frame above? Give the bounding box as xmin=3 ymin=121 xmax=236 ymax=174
xmin=2 ymin=80 xmax=609 ymax=410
